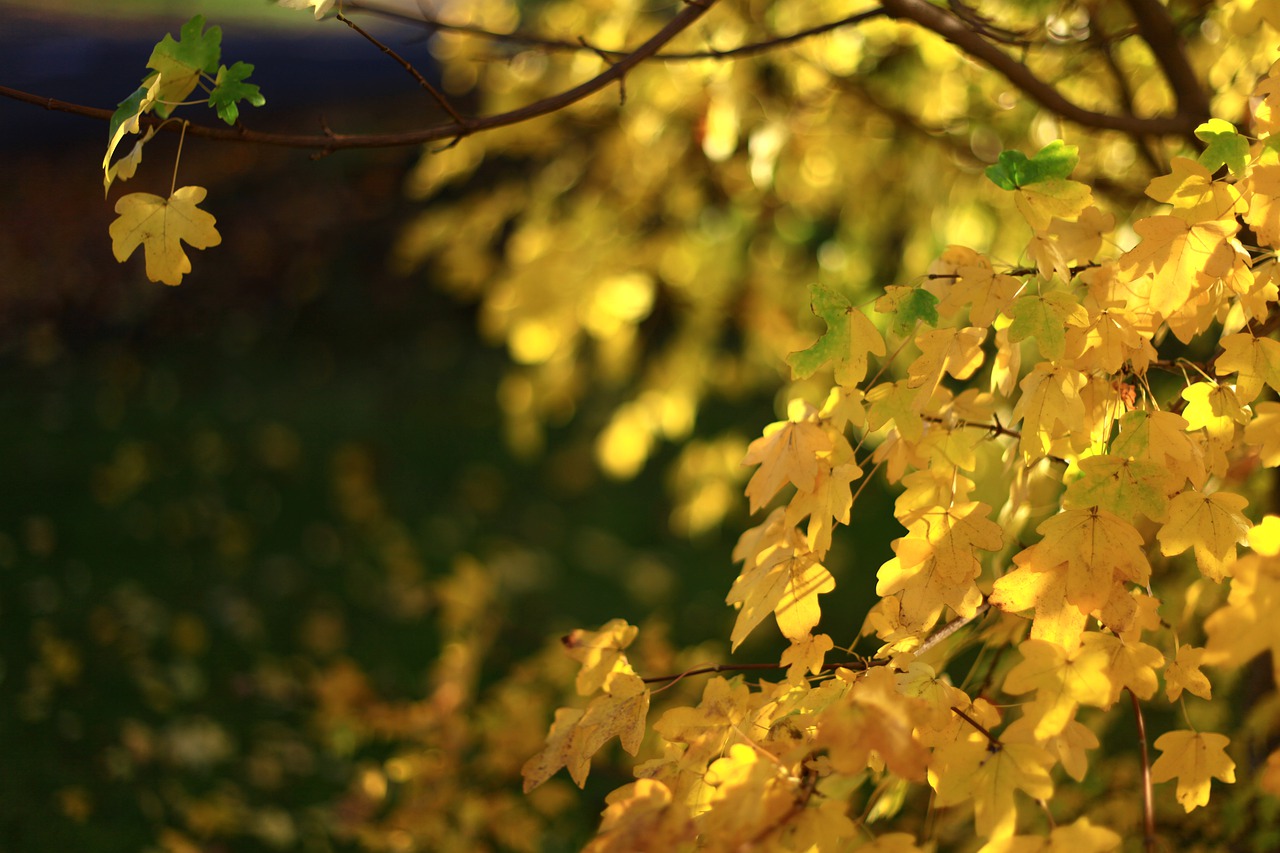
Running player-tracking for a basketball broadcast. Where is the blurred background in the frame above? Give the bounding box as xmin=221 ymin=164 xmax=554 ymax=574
xmin=0 ymin=2 xmax=899 ymax=850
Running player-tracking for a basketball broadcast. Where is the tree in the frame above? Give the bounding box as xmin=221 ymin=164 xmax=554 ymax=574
xmin=10 ymin=0 xmax=1280 ymax=850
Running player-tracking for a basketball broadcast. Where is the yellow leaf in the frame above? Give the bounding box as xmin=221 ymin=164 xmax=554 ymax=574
xmin=1006 ymin=291 xmax=1088 ymax=362
xmin=742 ymin=417 xmax=834 ymax=513
xmin=1010 ymin=362 xmax=1087 ymax=462
xmin=1244 ymin=401 xmax=1280 ymax=465
xmin=935 ymin=257 xmax=1021 ymax=327
xmin=1157 ymin=488 xmax=1251 ymax=581
xmin=989 ymin=547 xmax=1087 ymax=652
xmin=976 ymin=816 xmax=1121 ymax=853
xmin=1034 ymin=508 xmax=1150 ymax=614
xmin=562 ymin=618 xmax=638 ymax=695
xmin=584 ymin=779 xmax=695 ymax=853
xmin=1062 ymin=455 xmax=1171 ymax=524
xmin=1146 ymin=157 xmax=1243 ymax=221
xmin=1002 ymin=638 xmax=1111 ymax=738
xmin=1111 ymin=409 xmax=1206 ymax=490
xmin=906 ymin=327 xmax=987 ymax=408
xmin=1014 ymin=178 xmax=1092 ymax=232
xmin=780 ymin=632 xmax=834 ymax=683
xmin=1164 ymin=644 xmax=1213 ymax=702
xmin=1117 ymin=215 xmax=1237 ymax=321
xmin=817 ymin=667 xmax=930 ymax=781
xmin=1150 ymin=729 xmax=1236 ymax=812
xmin=1080 ymin=631 xmax=1164 ymax=705
xmin=726 ymin=522 xmax=834 ymax=648
xmin=1215 ymin=332 xmax=1280 ymax=403
xmin=931 ymin=736 xmax=1054 ymax=839
xmin=109 ymin=186 xmax=222 ymax=286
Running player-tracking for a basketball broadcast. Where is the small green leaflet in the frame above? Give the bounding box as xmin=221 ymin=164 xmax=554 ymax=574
xmin=107 ymin=85 xmax=149 ymax=147
xmin=889 ymin=288 xmax=938 ymax=337
xmin=787 ymin=284 xmax=886 ymax=387
xmin=1195 ymin=119 xmax=1249 ymax=177
xmin=986 ymin=140 xmax=1079 ymax=191
xmin=209 ymin=62 xmax=265 ymax=125
xmin=1007 ymin=291 xmax=1087 ymax=361
xmin=147 ymin=15 xmax=223 ymax=118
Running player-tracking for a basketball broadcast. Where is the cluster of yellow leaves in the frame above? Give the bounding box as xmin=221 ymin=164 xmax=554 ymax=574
xmin=524 ymin=59 xmax=1280 ymax=850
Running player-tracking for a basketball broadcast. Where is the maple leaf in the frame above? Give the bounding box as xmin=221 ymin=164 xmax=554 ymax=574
xmin=146 ymin=15 xmax=222 ymax=119
xmin=985 ymin=141 xmax=1079 ymax=190
xmin=1246 ymin=163 xmax=1280 ymax=248
xmin=1157 ymin=488 xmax=1251 ymax=581
xmin=1203 ymin=520 xmax=1280 ymax=680
xmin=1117 ymin=215 xmax=1237 ymax=323
xmin=976 ymin=816 xmax=1121 ymax=853
xmin=1035 ymin=508 xmax=1150 ymax=613
xmin=1244 ymin=401 xmax=1280 ymax=465
xmin=780 ymin=632 xmax=834 ymax=683
xmin=562 ymin=618 xmax=638 ymax=695
xmin=989 ymin=547 xmax=1088 ymax=652
xmin=653 ymin=676 xmax=751 ymax=748
xmin=1002 ymin=638 xmax=1111 ymax=738
xmin=1071 ymin=302 xmax=1156 ymax=375
xmin=208 ymin=61 xmax=265 ymax=125
xmin=741 ymin=415 xmax=834 ymax=513
xmin=1048 ymin=206 xmax=1116 ymax=263
xmin=1010 ymin=362 xmax=1087 ymax=462
xmin=583 ymin=779 xmax=696 ymax=853
xmin=103 ymin=127 xmax=157 ymax=196
xmin=1150 ymin=729 xmax=1236 ymax=812
xmin=787 ymin=284 xmax=886 ymax=386
xmin=1195 ymin=119 xmax=1250 ymax=177
xmin=1006 ymin=291 xmax=1088 ymax=361
xmin=931 ymin=734 xmax=1055 ymax=839
xmin=726 ymin=525 xmax=834 ymax=648
xmin=1164 ymin=644 xmax=1213 ymax=702
xmin=1145 ymin=157 xmax=1243 ymax=221
xmin=1080 ymin=631 xmax=1164 ymax=705
xmin=1111 ymin=409 xmax=1206 ymax=490
xmin=1215 ymin=332 xmax=1280 ymax=403
xmin=1015 ymin=179 xmax=1093 ymax=233
xmin=867 ymin=380 xmax=925 ymax=442
xmin=109 ymin=187 xmax=222 ymax=286
xmin=817 ymin=667 xmax=930 ymax=781
xmin=521 ymin=673 xmax=650 ymax=791
xmin=785 ymin=460 xmax=861 ymax=554
xmin=876 ymin=286 xmax=940 ymax=337
xmin=103 ymin=80 xmax=159 ymax=180
xmin=1062 ymin=455 xmax=1171 ymax=524
xmin=934 ymin=255 xmax=1021 ymax=327
xmin=906 ymin=327 xmax=986 ymax=407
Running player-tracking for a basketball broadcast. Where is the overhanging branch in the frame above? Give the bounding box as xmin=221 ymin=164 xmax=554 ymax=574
xmin=878 ymin=0 xmax=1201 ymax=137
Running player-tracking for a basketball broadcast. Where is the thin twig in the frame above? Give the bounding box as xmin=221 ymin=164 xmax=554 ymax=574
xmin=0 ymin=0 xmax=720 ymax=151
xmin=336 ymin=12 xmax=468 ymax=128
xmin=950 ymin=704 xmax=1001 ymax=750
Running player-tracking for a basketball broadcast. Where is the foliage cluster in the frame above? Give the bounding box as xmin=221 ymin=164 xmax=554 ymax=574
xmin=14 ymin=0 xmax=1280 ymax=850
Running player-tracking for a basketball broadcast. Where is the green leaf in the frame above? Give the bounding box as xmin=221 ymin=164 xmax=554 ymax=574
xmin=890 ymin=289 xmax=938 ymax=337
xmin=1006 ymin=291 xmax=1087 ymax=361
xmin=985 ymin=140 xmax=1079 ymax=190
xmin=1195 ymin=118 xmax=1249 ymax=177
xmin=208 ymin=62 xmax=265 ymax=125
xmin=787 ymin=284 xmax=886 ymax=386
xmin=147 ymin=15 xmax=222 ymax=118
xmin=108 ymin=85 xmax=150 ymax=146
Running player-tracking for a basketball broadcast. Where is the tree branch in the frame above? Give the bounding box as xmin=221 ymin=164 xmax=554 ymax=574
xmin=0 ymin=0 xmax=719 ymax=152
xmin=1123 ymin=0 xmax=1212 ymax=127
xmin=878 ymin=0 xmax=1200 ymax=137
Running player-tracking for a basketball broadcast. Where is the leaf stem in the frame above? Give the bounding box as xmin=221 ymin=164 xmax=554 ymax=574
xmin=171 ymin=120 xmax=189 ymax=197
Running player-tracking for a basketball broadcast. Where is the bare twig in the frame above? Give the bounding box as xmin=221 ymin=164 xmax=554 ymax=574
xmin=336 ymin=12 xmax=468 ymax=129
xmin=0 ymin=0 xmax=719 ymax=151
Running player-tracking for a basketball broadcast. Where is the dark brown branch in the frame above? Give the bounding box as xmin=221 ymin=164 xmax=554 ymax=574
xmin=0 ymin=0 xmax=718 ymax=152
xmin=1123 ymin=0 xmax=1212 ymax=127
xmin=1089 ymin=11 xmax=1164 ymax=173
xmin=878 ymin=0 xmax=1199 ymax=136
xmin=1129 ymin=688 xmax=1157 ymax=853
xmin=336 ymin=12 xmax=467 ymax=128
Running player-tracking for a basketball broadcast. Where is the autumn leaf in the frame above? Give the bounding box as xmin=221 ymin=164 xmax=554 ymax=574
xmin=521 ymin=673 xmax=650 ymax=791
xmin=989 ymin=547 xmax=1088 ymax=652
xmin=787 ymin=284 xmax=886 ymax=386
xmin=1111 ymin=409 xmax=1206 ymax=489
xmin=1215 ymin=332 xmax=1280 ymax=403
xmin=583 ymin=779 xmax=695 ymax=853
xmin=1034 ymin=508 xmax=1150 ymax=613
xmin=1010 ymin=361 xmax=1087 ymax=462
xmin=867 ymin=380 xmax=925 ymax=442
xmin=1164 ymin=644 xmax=1213 ymax=702
xmin=1002 ymin=638 xmax=1111 ymax=738
xmin=1150 ymin=729 xmax=1236 ymax=812
xmin=780 ymin=632 xmax=833 ymax=683
xmin=562 ymin=618 xmax=638 ymax=695
xmin=1117 ymin=215 xmax=1238 ymax=322
xmin=1245 ymin=401 xmax=1280 ymax=465
xmin=976 ymin=816 xmax=1121 ymax=853
xmin=1015 ymin=179 xmax=1093 ymax=233
xmin=931 ymin=734 xmax=1055 ymax=839
xmin=934 ymin=252 xmax=1021 ymax=327
xmin=741 ymin=413 xmax=834 ymax=513
xmin=817 ymin=667 xmax=930 ymax=781
xmin=1145 ymin=157 xmax=1243 ymax=221
xmin=1006 ymin=291 xmax=1088 ymax=361
xmin=876 ymin=286 xmax=940 ymax=337
xmin=109 ymin=186 xmax=222 ymax=285
xmin=1157 ymin=488 xmax=1251 ymax=581
xmin=1080 ymin=631 xmax=1164 ymax=705
xmin=906 ymin=327 xmax=986 ymax=407
xmin=1062 ymin=455 xmax=1171 ymax=524
xmin=726 ymin=524 xmax=834 ymax=648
